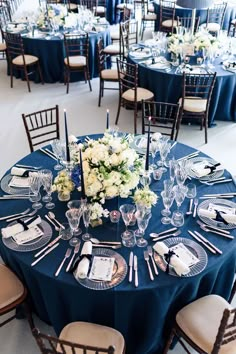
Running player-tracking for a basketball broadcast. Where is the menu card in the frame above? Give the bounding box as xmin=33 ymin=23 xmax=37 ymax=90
xmin=89 ymin=256 xmax=115 ymax=281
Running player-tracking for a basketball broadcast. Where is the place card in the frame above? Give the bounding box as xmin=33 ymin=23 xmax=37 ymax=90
xmin=13 ymin=226 xmax=44 ymax=245
xmin=208 ymin=203 xmax=236 ymax=215
xmin=9 ymin=176 xmax=30 ymax=188
xmin=169 ymin=243 xmax=199 ymax=267
xmin=89 ymin=256 xmax=115 ymax=281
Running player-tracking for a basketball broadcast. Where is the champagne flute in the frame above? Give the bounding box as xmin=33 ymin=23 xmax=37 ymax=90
xmin=135 ymin=209 xmax=152 ymax=247
xmin=51 ymin=139 xmax=63 ymax=171
xmin=40 ymin=169 xmax=55 ymax=209
xmin=82 ymin=204 xmax=92 ymax=241
xmin=66 ymin=209 xmax=81 ymax=247
xmin=29 ymin=172 xmax=42 ymax=210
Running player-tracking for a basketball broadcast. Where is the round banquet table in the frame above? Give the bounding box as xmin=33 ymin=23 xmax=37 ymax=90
xmin=12 ymin=29 xmax=111 ymax=84
xmin=129 ymin=55 xmax=236 ymax=127
xmin=153 ymin=1 xmax=236 ymax=32
xmin=0 ymin=135 xmax=236 ymax=354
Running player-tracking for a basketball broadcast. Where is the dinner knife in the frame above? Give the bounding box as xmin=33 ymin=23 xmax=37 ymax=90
xmin=203 ymin=192 xmax=236 ymax=197
xmin=128 ymin=251 xmax=134 ymax=283
xmin=55 ymin=248 xmax=72 ymax=277
xmin=0 ymin=208 xmax=31 ymax=221
xmin=34 ymin=234 xmax=63 ymax=258
xmin=194 ymin=231 xmax=222 ymax=255
xmin=31 ymin=242 xmax=59 ymax=266
xmin=66 ymin=241 xmax=81 ymax=272
xmin=134 ymin=255 xmax=138 ymax=287
xmin=196 ymin=220 xmax=230 ymax=235
xmin=177 ymin=151 xmax=199 ymax=161
xmin=188 ymin=230 xmax=216 ymax=254
xmin=207 ymin=178 xmax=233 ymax=186
xmin=199 ymin=196 xmax=234 ymax=199
xmin=199 ymin=225 xmax=234 ymax=240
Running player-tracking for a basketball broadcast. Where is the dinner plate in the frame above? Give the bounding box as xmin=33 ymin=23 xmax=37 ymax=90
xmin=153 ymin=237 xmax=208 ymax=277
xmin=74 ymin=248 xmax=127 ymax=290
xmin=129 ymin=50 xmax=152 ymax=60
xmin=2 ymin=220 xmax=53 ymax=252
xmin=197 ymin=198 xmax=236 ymax=230
xmin=0 ymin=174 xmax=29 ymax=195
xmin=186 ymin=157 xmax=224 ymax=181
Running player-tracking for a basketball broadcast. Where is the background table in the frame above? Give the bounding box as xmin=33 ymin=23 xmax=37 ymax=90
xmin=129 ymin=56 xmax=236 ymax=126
xmin=0 ymin=137 xmax=236 ymax=354
xmin=74 ymin=0 xmax=120 ymax=24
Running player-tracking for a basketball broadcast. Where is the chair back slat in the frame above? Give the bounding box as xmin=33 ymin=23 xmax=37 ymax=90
xmin=177 ymin=16 xmax=200 ymax=34
xmin=183 ymin=73 xmax=216 ymax=103
xmin=64 ymin=33 xmax=89 ymax=64
xmin=207 ymin=2 xmax=227 ymax=28
xmin=212 ymin=308 xmax=236 ymax=354
xmin=3 ymin=31 xmax=24 ymax=60
xmin=117 ymin=58 xmax=138 ymax=99
xmin=159 ymin=0 xmax=176 ymax=24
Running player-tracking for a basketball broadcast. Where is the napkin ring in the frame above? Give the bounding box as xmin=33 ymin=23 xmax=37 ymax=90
xmin=215 ymin=210 xmax=228 ymax=225
xmin=17 ymin=219 xmax=29 ymax=231
xmin=69 ymin=254 xmax=93 ymax=273
xmin=164 ymin=250 xmax=176 ymax=274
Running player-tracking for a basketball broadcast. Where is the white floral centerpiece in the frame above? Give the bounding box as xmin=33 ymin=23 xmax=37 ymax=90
xmin=52 ymin=170 xmax=74 ymax=201
xmin=133 ymin=186 xmax=158 ymax=209
xmin=37 ymin=4 xmax=68 ymax=28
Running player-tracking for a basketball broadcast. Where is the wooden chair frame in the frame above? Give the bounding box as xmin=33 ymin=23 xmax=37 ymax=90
xmin=22 ymin=105 xmax=60 ymax=152
xmin=206 ymin=2 xmax=227 ymax=31
xmin=159 ymin=0 xmax=176 ymax=33
xmin=176 ymin=72 xmax=216 ymax=144
xmin=140 ymin=0 xmax=156 ymax=39
xmin=177 ymin=16 xmax=200 ymax=34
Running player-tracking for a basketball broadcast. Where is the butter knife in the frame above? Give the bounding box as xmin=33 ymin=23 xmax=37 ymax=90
xmin=194 ymin=231 xmax=222 ymax=255
xmin=188 ymin=230 xmax=216 ymax=254
xmin=34 ymin=234 xmax=62 ymax=258
xmin=129 ymin=251 xmax=134 ymax=283
xmin=31 ymin=242 xmax=59 ymax=266
xmin=134 ymin=255 xmax=138 ymax=287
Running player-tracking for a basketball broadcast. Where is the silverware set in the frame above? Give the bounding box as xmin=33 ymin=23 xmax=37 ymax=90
xmin=15 ymin=164 xmax=42 ymax=170
xmin=128 ymin=252 xmax=138 ymax=287
xmin=199 ymin=192 xmax=236 ymax=200
xmin=196 ymin=220 xmax=234 ymax=239
xmin=150 ymin=228 xmax=181 ymax=242
xmin=45 ymin=213 xmax=64 ymax=231
xmin=6 ymin=209 xmax=37 ymax=222
xmin=200 ymin=178 xmax=232 ymax=186
xmin=188 ymin=230 xmax=222 ymax=255
xmin=31 ymin=242 xmax=59 ymax=266
xmin=144 ymin=246 xmax=158 ymax=280
xmin=55 ymin=248 xmax=72 ymax=277
xmin=177 ymin=151 xmax=200 ymax=162
xmin=0 ymin=207 xmax=31 ymax=221
xmin=39 ymin=148 xmax=57 ymax=161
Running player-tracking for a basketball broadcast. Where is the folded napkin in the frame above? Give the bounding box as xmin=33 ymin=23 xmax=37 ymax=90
xmin=153 ymin=242 xmax=190 ymax=276
xmin=1 ymin=215 xmax=42 ymax=239
xmin=152 ymin=132 xmax=162 ymax=142
xmin=137 ymin=136 xmax=147 ymax=149
xmin=74 ymin=241 xmax=93 ymax=279
xmin=198 ymin=208 xmax=236 ymax=224
xmin=8 ymin=176 xmax=30 ymax=188
xmin=149 ymin=62 xmax=170 ymax=70
xmin=191 ymin=161 xmax=221 ymax=178
xmin=11 ymin=167 xmax=29 ymax=177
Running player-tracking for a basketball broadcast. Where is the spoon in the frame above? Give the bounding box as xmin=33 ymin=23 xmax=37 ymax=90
xmin=152 ymin=230 xmax=181 ymax=242
xmin=48 ymin=212 xmax=65 ymax=230
xmin=45 ymin=215 xmax=59 ymax=231
xmin=90 ymin=238 xmax=121 ymax=245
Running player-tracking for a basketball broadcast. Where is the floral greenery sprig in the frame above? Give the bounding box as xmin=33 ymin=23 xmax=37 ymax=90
xmin=52 ymin=170 xmax=74 ymax=196
xmin=133 ymin=186 xmax=158 ymax=209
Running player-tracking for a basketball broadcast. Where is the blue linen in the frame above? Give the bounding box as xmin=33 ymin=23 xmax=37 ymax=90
xmin=0 ymin=136 xmax=236 ymax=354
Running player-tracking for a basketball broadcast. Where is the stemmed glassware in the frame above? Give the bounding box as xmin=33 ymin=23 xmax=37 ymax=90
xmin=135 ymin=208 xmax=152 ymax=247
xmin=150 ymin=139 xmax=159 ymax=171
xmin=40 ymin=169 xmax=55 ymax=209
xmin=82 ymin=204 xmax=92 ymax=241
xmin=159 ymin=140 xmax=171 ymax=173
xmin=119 ymin=204 xmax=136 ymax=238
xmin=66 ymin=209 xmax=81 ymax=247
xmin=161 ymin=190 xmax=175 ymax=224
xmin=171 ymin=185 xmax=187 ymax=227
xmin=28 ymin=172 xmax=42 ymax=209
xmin=67 ymin=199 xmax=85 ymax=236
xmin=51 ymin=139 xmax=63 ymax=171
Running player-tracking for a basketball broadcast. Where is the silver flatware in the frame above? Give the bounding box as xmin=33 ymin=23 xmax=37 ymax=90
xmin=193 ymin=198 xmax=199 ymax=218
xmin=188 ymin=230 xmax=216 ymax=254
xmin=47 ymin=212 xmax=65 ymax=230
xmin=150 ymin=227 xmax=177 ymax=238
xmin=45 ymin=148 xmax=57 ymax=158
xmin=34 ymin=234 xmax=63 ymax=258
xmin=0 ymin=196 xmax=30 ymax=200
xmin=199 ymin=195 xmax=234 ymax=199
xmin=199 ymin=176 xmax=225 ymax=185
xmin=170 ymin=141 xmax=177 ymax=150
xmin=144 ymin=250 xmax=154 ymax=281
xmin=199 ymin=225 xmax=234 ymax=240
xmin=186 ymin=198 xmax=193 ymax=215
xmin=39 ymin=148 xmax=57 ymax=161
xmin=6 ymin=209 xmax=37 ymax=222
xmin=152 ymin=230 xmax=181 ymax=242
xmin=128 ymin=251 xmax=134 ymax=283
xmin=0 ymin=208 xmax=30 ymax=221
xmin=31 ymin=242 xmax=59 ymax=266
xmin=194 ymin=231 xmax=222 ymax=255
xmin=92 ymin=244 xmax=121 ymax=249
xmin=55 ymin=248 xmax=72 ymax=277
xmin=90 ymin=238 xmax=121 ymax=245
xmin=45 ymin=215 xmax=59 ymax=231
xmin=202 ymin=178 xmax=233 ymax=186
xmin=177 ymin=151 xmax=199 ymax=161
xmin=147 ymin=246 xmax=158 ymax=275
xmin=196 ymin=220 xmax=230 ymax=235
xmin=203 ymin=192 xmax=236 ymax=197
xmin=134 ymin=255 xmax=138 ymax=287
xmin=66 ymin=242 xmax=81 ymax=272
xmin=15 ymin=164 xmax=42 ymax=170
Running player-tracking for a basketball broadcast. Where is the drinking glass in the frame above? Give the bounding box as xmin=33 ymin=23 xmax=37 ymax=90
xmin=150 ymin=139 xmax=158 ymax=170
xmin=82 ymin=204 xmax=92 ymax=241
xmin=67 ymin=199 xmax=85 ymax=236
xmin=135 ymin=210 xmax=152 ymax=247
xmin=66 ymin=209 xmax=81 ymax=247
xmin=169 ymin=159 xmax=177 ymax=184
xmin=186 ymin=183 xmax=197 ymax=199
xmin=171 ymin=185 xmax=187 ymax=227
xmin=51 ymin=139 xmax=63 ymax=171
xmin=159 ymin=141 xmax=171 ymax=173
xmin=161 ymin=190 xmax=175 ymax=224
xmin=40 ymin=169 xmax=55 ymax=209
xmin=140 ymin=170 xmax=151 ymax=187
xmin=28 ymin=172 xmax=42 ymax=209
xmin=119 ymin=204 xmax=136 ymax=238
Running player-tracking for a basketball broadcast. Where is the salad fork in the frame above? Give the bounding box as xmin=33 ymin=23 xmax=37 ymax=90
xmin=147 ymin=246 xmax=158 ymax=275
xmin=66 ymin=242 xmax=81 ymax=272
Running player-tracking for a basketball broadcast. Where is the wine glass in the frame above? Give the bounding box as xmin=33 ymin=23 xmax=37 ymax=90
xmin=51 ymin=139 xmax=63 ymax=171
xmin=161 ymin=190 xmax=175 ymax=224
xmin=28 ymin=172 xmax=42 ymax=209
xmin=171 ymin=185 xmax=187 ymax=227
xmin=159 ymin=141 xmax=171 ymax=173
xmin=40 ymin=169 xmax=55 ymax=209
xmin=135 ymin=209 xmax=152 ymax=247
xmin=119 ymin=204 xmax=136 ymax=238
xmin=82 ymin=204 xmax=92 ymax=241
xmin=150 ymin=139 xmax=159 ymax=170
xmin=66 ymin=209 xmax=81 ymax=247
xmin=67 ymin=199 xmax=85 ymax=236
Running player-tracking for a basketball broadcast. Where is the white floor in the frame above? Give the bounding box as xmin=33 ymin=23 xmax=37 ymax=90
xmin=0 ymin=1 xmax=236 ymax=353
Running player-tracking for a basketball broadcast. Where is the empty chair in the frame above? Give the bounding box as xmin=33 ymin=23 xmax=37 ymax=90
xmin=201 ymin=2 xmax=227 ymax=34
xmin=116 ymin=0 xmax=133 ymax=23
xmin=140 ymin=0 xmax=157 ymax=40
xmin=3 ymin=31 xmax=44 ymax=92
xmin=142 ymin=100 xmax=179 ymax=139
xmin=66 ymin=0 xmax=78 ymax=12
xmin=32 ymin=321 xmax=125 ymax=354
xmin=163 ymin=279 xmax=236 ymax=354
xmin=0 ymin=21 xmax=6 ymax=60
xmin=97 ymin=38 xmax=119 ymax=107
xmin=159 ymin=0 xmax=177 ymax=34
xmin=81 ymin=0 xmax=106 ymax=18
xmin=0 ymin=263 xmax=33 ymax=330
xmin=103 ymin=21 xmax=129 ymax=62
xmin=64 ymin=33 xmax=92 ymax=94
xmin=22 ymin=105 xmax=60 ymax=152
xmin=116 ymin=58 xmax=154 ymax=133
xmin=176 ymin=72 xmax=217 ymax=144
xmin=177 ymin=16 xmax=200 ymax=34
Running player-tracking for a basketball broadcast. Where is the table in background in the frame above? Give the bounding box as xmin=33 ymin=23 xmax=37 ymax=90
xmin=129 ymin=56 xmax=236 ymax=126
xmin=74 ymin=0 xmax=121 ymax=24
xmin=0 ymin=137 xmax=236 ymax=354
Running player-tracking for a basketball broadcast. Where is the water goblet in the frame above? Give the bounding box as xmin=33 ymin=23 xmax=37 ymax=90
xmin=171 ymin=185 xmax=187 ymax=227
xmin=66 ymin=209 xmax=81 ymax=247
xmin=82 ymin=204 xmax=92 ymax=241
xmin=150 ymin=139 xmax=159 ymax=170
xmin=186 ymin=182 xmax=197 ymax=199
xmin=51 ymin=139 xmax=63 ymax=171
xmin=67 ymin=199 xmax=85 ymax=236
xmin=40 ymin=169 xmax=54 ymax=207
xmin=159 ymin=141 xmax=171 ymax=173
xmin=161 ymin=190 xmax=175 ymax=224
xmin=140 ymin=170 xmax=151 ymax=187
xmin=135 ymin=209 xmax=152 ymax=247
xmin=28 ymin=172 xmax=43 ymax=210
xmin=119 ymin=204 xmax=136 ymax=238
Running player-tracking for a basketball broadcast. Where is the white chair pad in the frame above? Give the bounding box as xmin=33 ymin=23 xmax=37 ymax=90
xmin=64 ymin=56 xmax=86 ymax=67
xmin=162 ymin=19 xmax=178 ymax=27
xmin=94 ymin=6 xmax=106 ymax=13
xmin=103 ymin=44 xmax=121 ymax=55
xmin=116 ymin=3 xmax=133 ymax=10
xmin=176 ymin=295 xmax=235 ymax=353
xmin=12 ymin=54 xmax=38 ymax=66
xmin=68 ymin=3 xmax=77 ymax=10
xmin=122 ymin=87 xmax=154 ymax=102
xmin=59 ymin=321 xmax=125 ymax=354
xmin=0 ymin=43 xmax=6 ymax=51
xmin=101 ymin=69 xmax=119 ymax=80
xmin=0 ymin=264 xmax=24 ymax=309
xmin=111 ymin=31 xmax=120 ymax=40
xmin=179 ymin=97 xmax=207 ymax=113
xmin=143 ymin=13 xmax=157 ymax=21
xmin=201 ymin=22 xmax=221 ymax=32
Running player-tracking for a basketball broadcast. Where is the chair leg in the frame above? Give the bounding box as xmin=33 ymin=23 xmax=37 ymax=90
xmin=24 ymin=66 xmax=31 ymax=92
xmin=134 ymin=102 xmax=138 ymax=134
xmin=10 ymin=64 xmax=13 ymax=88
xmin=162 ymin=328 xmax=176 ymax=354
xmin=98 ymin=79 xmax=102 ymax=107
xmin=37 ymin=62 xmax=44 ymax=85
xmin=115 ymin=95 xmax=122 ymax=125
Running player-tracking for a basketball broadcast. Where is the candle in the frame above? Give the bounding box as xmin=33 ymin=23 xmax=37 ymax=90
xmin=109 ymin=210 xmax=121 ymax=223
xmin=106 ymin=109 xmax=109 ymax=130
xmin=145 ymin=117 xmax=151 ymax=171
xmin=64 ymin=109 xmax=70 ymax=162
xmin=79 ymin=149 xmax=85 ymax=199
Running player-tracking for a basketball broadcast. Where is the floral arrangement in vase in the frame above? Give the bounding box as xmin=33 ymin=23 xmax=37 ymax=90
xmin=52 ymin=170 xmax=74 ymax=200
xmin=133 ymin=186 xmax=158 ymax=209
xmin=37 ymin=4 xmax=68 ymax=28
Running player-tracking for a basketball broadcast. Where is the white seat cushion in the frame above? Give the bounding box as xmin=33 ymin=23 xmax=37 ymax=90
xmin=201 ymin=22 xmax=221 ymax=32
xmin=122 ymin=87 xmax=154 ymax=102
xmin=176 ymin=295 xmax=235 ymax=353
xmin=12 ymin=54 xmax=38 ymax=66
xmin=148 ymin=4 xmax=155 ymax=12
xmin=64 ymin=56 xmax=86 ymax=67
xmin=103 ymin=44 xmax=121 ymax=55
xmin=143 ymin=13 xmax=157 ymax=21
xmin=101 ymin=69 xmax=119 ymax=80
xmin=94 ymin=6 xmax=106 ymax=13
xmin=68 ymin=3 xmax=77 ymax=10
xmin=162 ymin=19 xmax=178 ymax=27
xmin=0 ymin=43 xmax=6 ymax=51
xmin=0 ymin=264 xmax=24 ymax=309
xmin=116 ymin=3 xmax=133 ymax=10
xmin=179 ymin=96 xmax=207 ymax=113
xmin=59 ymin=321 xmax=125 ymax=354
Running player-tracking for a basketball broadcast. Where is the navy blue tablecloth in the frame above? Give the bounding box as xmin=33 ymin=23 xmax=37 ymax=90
xmin=0 ymin=135 xmax=236 ymax=354
xmin=129 ymin=56 xmax=236 ymax=126
xmin=74 ymin=0 xmax=120 ymax=24
xmin=154 ymin=2 xmax=236 ymax=31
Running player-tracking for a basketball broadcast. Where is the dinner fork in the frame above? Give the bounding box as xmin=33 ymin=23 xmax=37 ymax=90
xmin=66 ymin=242 xmax=81 ymax=272
xmin=55 ymin=248 xmax=72 ymax=277
xmin=6 ymin=209 xmax=37 ymax=222
xmin=15 ymin=164 xmax=42 ymax=170
xmin=144 ymin=250 xmax=154 ymax=281
xmin=147 ymin=246 xmax=158 ymax=275
xmin=0 ymin=207 xmax=31 ymax=221
xmin=92 ymin=244 xmax=122 ymax=249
